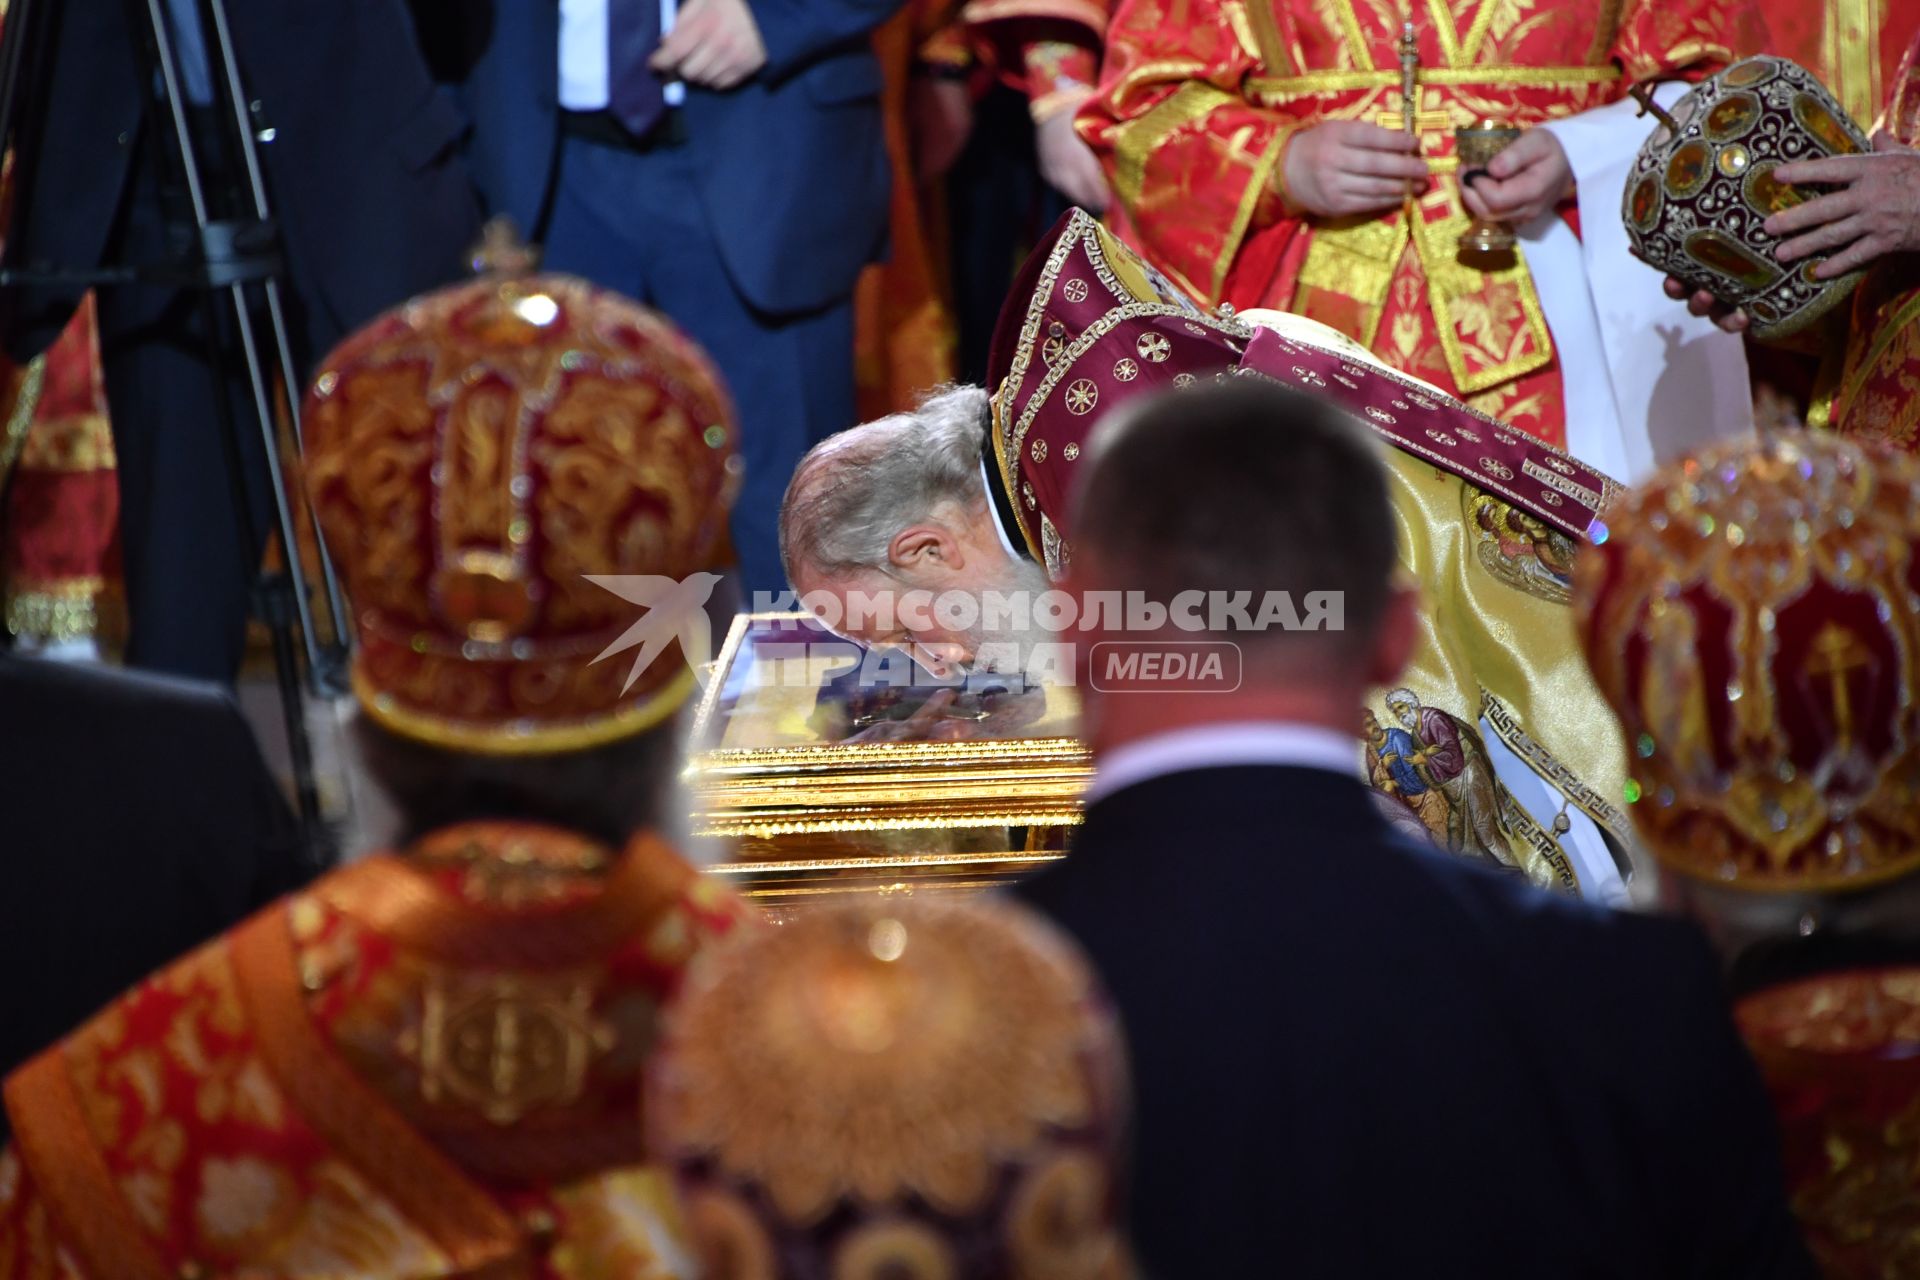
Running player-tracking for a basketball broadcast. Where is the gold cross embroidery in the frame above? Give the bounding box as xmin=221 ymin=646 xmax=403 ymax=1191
xmin=1373 ymin=106 xmax=1457 ymax=134
xmin=1808 ymin=621 xmax=1870 ymax=748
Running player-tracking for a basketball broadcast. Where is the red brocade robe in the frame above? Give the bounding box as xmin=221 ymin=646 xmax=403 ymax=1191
xmin=1079 ymin=0 xmax=1752 ymax=445
xmin=0 ymin=297 xmax=120 ymax=649
xmin=0 ymin=823 xmax=751 ymax=1279
xmin=1823 ymin=24 xmax=1920 ymax=448
xmin=1736 ymin=967 xmax=1920 ymax=1277
xmin=960 ymin=0 xmax=1112 ymax=120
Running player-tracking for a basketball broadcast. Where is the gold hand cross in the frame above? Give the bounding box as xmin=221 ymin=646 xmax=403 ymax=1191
xmin=1397 ymin=20 xmax=1421 ymax=141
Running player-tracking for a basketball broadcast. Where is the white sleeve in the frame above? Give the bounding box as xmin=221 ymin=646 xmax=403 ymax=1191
xmin=1521 ymin=84 xmax=1754 ymax=485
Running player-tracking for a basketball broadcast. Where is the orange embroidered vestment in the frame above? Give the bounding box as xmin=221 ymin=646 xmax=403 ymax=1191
xmin=1079 ymin=0 xmax=1748 ymax=445
xmin=0 ymin=823 xmax=752 ymax=1280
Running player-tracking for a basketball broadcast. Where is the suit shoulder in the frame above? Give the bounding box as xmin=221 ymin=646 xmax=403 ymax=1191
xmin=0 ymin=657 xmax=255 ymax=770
xmin=0 ymin=653 xmax=239 ymax=716
xmin=1398 ymin=840 xmax=1719 ymax=998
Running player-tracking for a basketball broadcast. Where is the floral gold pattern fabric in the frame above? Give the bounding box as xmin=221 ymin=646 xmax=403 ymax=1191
xmin=1573 ymin=432 xmax=1920 ymax=892
xmin=1737 ymin=968 xmax=1920 ymax=1278
xmin=303 ymin=272 xmax=741 ymax=755
xmin=1826 ymin=26 xmax=1920 ymax=451
xmin=648 ymin=898 xmax=1130 ymax=1278
xmin=0 ymin=297 xmax=121 ymax=648
xmin=1080 ymin=0 xmax=1743 ymax=445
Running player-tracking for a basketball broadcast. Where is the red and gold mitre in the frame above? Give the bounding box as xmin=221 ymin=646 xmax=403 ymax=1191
xmin=985 ymin=210 xmax=1618 ymax=574
xmin=303 ymin=266 xmax=739 ymax=754
xmin=646 ymin=897 xmax=1131 ymax=1279
xmin=1572 ymin=432 xmax=1920 ymax=892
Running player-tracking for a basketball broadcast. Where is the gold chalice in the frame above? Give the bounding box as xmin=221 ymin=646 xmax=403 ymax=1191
xmin=1455 ymin=119 xmax=1524 ymax=259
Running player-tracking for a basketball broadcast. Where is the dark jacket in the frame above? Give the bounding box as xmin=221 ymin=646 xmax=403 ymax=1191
xmin=1018 ymin=763 xmax=1815 ymax=1278
xmin=0 ymin=655 xmax=311 ymax=1087
xmin=417 ymin=0 xmax=900 ymax=316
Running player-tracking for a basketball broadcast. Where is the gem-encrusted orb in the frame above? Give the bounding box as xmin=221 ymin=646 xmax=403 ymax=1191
xmin=1572 ymin=432 xmax=1920 ymax=893
xmin=1622 ymin=56 xmax=1870 ymax=340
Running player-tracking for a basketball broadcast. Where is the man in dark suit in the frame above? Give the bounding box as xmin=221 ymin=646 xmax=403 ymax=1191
xmin=1017 ymin=380 xmax=1814 ymax=1276
xmin=0 ymin=0 xmax=480 ymax=680
xmin=419 ymin=0 xmax=904 ymax=598
xmin=0 ymin=653 xmax=311 ymax=1090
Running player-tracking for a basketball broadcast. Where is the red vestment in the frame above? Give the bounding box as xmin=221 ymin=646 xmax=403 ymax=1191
xmin=1079 ymin=0 xmax=1752 ymax=444
xmin=0 ymin=299 xmax=120 ymax=650
xmin=1823 ymin=23 xmax=1920 ymax=448
xmin=0 ymin=823 xmax=750 ymax=1279
xmin=1737 ymin=968 xmax=1920 ymax=1278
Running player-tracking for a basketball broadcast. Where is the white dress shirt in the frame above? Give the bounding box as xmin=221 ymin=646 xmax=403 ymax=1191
xmin=1084 ymin=721 xmax=1363 ymax=806
xmin=558 ymin=0 xmax=686 ymax=112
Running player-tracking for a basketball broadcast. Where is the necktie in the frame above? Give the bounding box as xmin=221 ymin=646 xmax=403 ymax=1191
xmin=607 ymin=0 xmax=666 ymax=137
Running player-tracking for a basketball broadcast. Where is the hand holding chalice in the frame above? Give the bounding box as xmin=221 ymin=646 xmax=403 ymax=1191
xmin=1456 ymin=119 xmax=1524 ymax=259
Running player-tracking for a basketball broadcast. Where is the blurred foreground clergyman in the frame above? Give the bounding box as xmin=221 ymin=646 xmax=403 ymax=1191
xmin=1575 ymin=430 xmax=1920 ymax=1275
xmin=649 ymin=896 xmax=1131 ymax=1278
xmin=1016 ymin=379 xmax=1814 ymax=1277
xmin=0 ymin=265 xmax=750 ymax=1276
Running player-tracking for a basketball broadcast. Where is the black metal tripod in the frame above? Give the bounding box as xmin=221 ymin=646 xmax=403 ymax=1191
xmin=0 ymin=0 xmax=349 ymax=867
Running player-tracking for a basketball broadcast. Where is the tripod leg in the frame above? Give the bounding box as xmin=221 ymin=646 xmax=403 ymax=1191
xmin=198 ymin=0 xmax=350 ymax=690
xmin=198 ymin=288 xmax=330 ymax=865
xmin=225 ymin=279 xmax=325 ymax=678
xmin=262 ymin=277 xmax=350 ymax=690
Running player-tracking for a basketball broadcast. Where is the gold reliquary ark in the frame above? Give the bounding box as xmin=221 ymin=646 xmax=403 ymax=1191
xmin=684 ymin=614 xmax=1091 ymax=907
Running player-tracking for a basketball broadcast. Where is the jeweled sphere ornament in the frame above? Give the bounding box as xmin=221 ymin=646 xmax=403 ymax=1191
xmin=1621 ymin=57 xmax=1872 ymax=340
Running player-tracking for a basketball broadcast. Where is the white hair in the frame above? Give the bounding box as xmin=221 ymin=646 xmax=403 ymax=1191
xmin=780 ymin=385 xmax=991 ymax=580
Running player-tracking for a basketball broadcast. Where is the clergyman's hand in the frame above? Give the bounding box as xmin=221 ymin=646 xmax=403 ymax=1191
xmin=1035 ymin=109 xmax=1110 ymax=212
xmin=1766 ymin=132 xmax=1920 ymax=279
xmin=911 ymin=75 xmax=973 ymax=184
xmin=1461 ymin=127 xmax=1573 ymax=226
xmin=650 ymin=0 xmax=766 ymax=91
xmin=1662 ymin=276 xmax=1749 ymax=333
xmin=1282 ymin=120 xmax=1430 ymax=218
